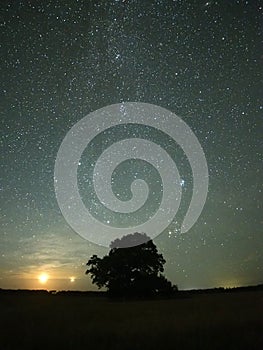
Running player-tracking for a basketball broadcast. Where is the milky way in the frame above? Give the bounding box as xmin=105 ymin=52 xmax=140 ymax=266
xmin=1 ymin=0 xmax=262 ymax=290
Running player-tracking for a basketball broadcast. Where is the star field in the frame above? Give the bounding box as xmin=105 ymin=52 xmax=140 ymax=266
xmin=0 ymin=0 xmax=262 ymax=290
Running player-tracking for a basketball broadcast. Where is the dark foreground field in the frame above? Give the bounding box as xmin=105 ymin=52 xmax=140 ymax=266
xmin=1 ymin=290 xmax=262 ymax=350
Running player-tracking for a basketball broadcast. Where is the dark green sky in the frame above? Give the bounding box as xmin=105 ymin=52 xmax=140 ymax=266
xmin=0 ymin=0 xmax=262 ymax=290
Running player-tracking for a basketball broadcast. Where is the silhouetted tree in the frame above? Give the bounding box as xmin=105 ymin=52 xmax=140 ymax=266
xmin=86 ymin=232 xmax=177 ymax=297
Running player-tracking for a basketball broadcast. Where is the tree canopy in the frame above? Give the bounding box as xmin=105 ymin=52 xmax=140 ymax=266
xmin=86 ymin=232 xmax=177 ymax=297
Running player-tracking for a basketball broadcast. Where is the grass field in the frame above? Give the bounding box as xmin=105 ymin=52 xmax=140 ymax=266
xmin=1 ymin=290 xmax=262 ymax=350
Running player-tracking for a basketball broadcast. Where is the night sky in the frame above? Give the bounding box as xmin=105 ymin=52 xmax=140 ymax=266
xmin=1 ymin=0 xmax=262 ymax=291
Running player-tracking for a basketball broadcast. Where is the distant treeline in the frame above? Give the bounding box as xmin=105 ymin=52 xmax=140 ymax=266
xmin=0 ymin=284 xmax=262 ymax=298
xmin=0 ymin=289 xmax=105 ymax=297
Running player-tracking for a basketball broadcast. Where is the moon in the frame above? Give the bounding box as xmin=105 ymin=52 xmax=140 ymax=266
xmin=38 ymin=273 xmax=49 ymax=284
